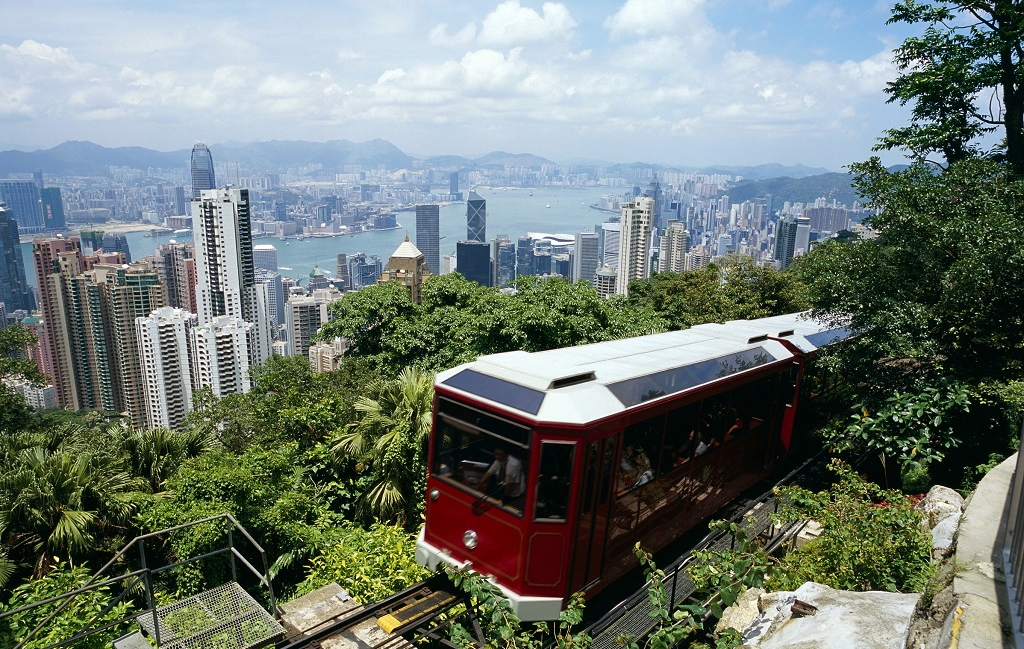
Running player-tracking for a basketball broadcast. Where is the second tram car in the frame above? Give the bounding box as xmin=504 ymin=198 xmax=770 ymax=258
xmin=416 ymin=312 xmax=849 ymax=620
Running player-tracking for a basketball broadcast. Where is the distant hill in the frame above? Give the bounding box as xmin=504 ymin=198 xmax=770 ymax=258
xmin=212 ymin=139 xmax=414 ymax=171
xmin=473 ymin=151 xmax=556 ymax=168
xmin=422 ymin=155 xmax=473 ymax=168
xmin=701 ymin=163 xmax=834 ymax=180
xmin=724 ymin=172 xmax=862 ymax=207
xmin=0 ymin=141 xmax=186 ymax=176
xmin=0 ymin=139 xmax=414 ymax=176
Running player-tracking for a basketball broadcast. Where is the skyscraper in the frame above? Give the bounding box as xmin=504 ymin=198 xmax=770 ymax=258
xmin=152 ymin=242 xmax=195 ymax=310
xmin=136 ymin=307 xmax=196 ymax=430
xmin=615 ymin=197 xmax=654 ymax=296
xmin=284 ymin=287 xmax=343 ymax=357
xmin=190 ymin=143 xmax=216 ymax=199
xmin=572 ymin=232 xmax=600 ymax=286
xmin=467 ymin=190 xmax=486 ymax=242
xmin=456 ymin=240 xmax=491 ymax=287
xmin=658 ymin=220 xmax=688 ymax=273
xmin=0 ymin=204 xmax=35 ymax=311
xmin=0 ymin=179 xmax=45 ymax=232
xmin=516 ymin=236 xmax=534 ymax=279
xmin=192 ymin=187 xmax=272 ymax=385
xmin=492 ymin=235 xmax=516 ymax=288
xmin=40 ymin=188 xmax=65 ymax=230
xmin=644 ymin=175 xmax=664 ymax=232
xmin=335 ymin=253 xmax=351 ymax=291
xmin=377 ymin=236 xmax=430 ymax=304
xmin=415 ymin=204 xmax=441 ymax=276
xmin=33 ymin=237 xmax=83 ymax=405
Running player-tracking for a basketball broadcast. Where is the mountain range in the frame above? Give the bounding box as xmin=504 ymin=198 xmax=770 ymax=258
xmin=0 ymin=139 xmax=855 ymax=205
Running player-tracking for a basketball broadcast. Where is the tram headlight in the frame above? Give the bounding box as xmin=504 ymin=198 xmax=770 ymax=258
xmin=463 ymin=530 xmax=478 ymax=550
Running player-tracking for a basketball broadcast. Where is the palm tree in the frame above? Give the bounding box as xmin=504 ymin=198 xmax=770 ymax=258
xmin=0 ymin=426 xmax=143 ymax=577
xmin=332 ymin=367 xmax=434 ymax=525
xmin=114 ymin=425 xmax=216 ymax=493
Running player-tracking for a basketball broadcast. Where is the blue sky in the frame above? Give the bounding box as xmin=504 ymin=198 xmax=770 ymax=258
xmin=1 ymin=1 xmax=921 ymax=170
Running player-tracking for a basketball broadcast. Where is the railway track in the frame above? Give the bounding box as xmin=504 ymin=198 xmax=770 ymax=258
xmin=276 ymin=452 xmax=829 ymax=649
xmin=581 ymin=451 xmax=831 ymax=649
xmin=276 ymin=571 xmax=483 ymax=649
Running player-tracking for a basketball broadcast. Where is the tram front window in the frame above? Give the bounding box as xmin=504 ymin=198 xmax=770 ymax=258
xmin=432 ymin=398 xmax=531 ymax=514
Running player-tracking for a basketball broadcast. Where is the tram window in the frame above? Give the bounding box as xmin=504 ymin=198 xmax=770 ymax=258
xmin=432 ymin=399 xmax=531 ymax=515
xmin=618 ymin=414 xmax=665 ymax=495
xmin=695 ymin=392 xmax=731 ymax=456
xmin=746 ymin=374 xmax=780 ymax=433
xmin=535 ymin=442 xmax=575 ymax=521
xmin=664 ymin=402 xmax=701 ymax=469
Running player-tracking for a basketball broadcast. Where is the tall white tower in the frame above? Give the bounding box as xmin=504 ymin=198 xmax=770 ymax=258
xmin=615 ymin=197 xmax=654 ymax=295
xmin=191 ymin=187 xmax=271 ymax=386
xmin=658 ymin=220 xmax=688 ymax=273
xmin=136 ymin=307 xmax=196 ymax=430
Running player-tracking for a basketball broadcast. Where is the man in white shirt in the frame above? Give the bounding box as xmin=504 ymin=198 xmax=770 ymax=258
xmin=482 ymin=447 xmax=525 ymax=505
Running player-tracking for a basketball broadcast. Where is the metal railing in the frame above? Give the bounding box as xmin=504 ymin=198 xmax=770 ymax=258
xmin=0 ymin=513 xmax=277 ymax=649
xmin=1003 ymin=422 xmax=1024 ymax=636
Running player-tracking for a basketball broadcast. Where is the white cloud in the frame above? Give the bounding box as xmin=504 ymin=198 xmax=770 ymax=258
xmin=337 ymin=48 xmax=364 ymax=61
xmin=478 ymin=1 xmax=577 ymax=45
xmin=604 ymin=0 xmax=712 ymax=38
xmin=429 ymin=22 xmax=478 ymax=47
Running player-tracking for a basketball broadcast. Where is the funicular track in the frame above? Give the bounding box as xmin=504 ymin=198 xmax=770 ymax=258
xmin=279 ymin=453 xmax=829 ymax=649
xmin=580 ymin=452 xmax=831 ymax=649
xmin=278 ymin=571 xmax=484 ymax=649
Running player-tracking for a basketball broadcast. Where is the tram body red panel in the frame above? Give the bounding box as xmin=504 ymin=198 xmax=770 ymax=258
xmin=417 ymin=313 xmax=851 ymax=620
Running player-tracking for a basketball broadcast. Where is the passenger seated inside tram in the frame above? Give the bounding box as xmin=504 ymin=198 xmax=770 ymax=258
xmin=480 ymin=447 xmax=525 ymax=508
xmin=695 ymin=415 xmax=715 ymax=456
xmin=619 ymin=447 xmax=654 ymax=492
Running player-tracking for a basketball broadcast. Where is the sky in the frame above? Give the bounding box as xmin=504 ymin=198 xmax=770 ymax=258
xmin=0 ymin=0 xmax=923 ymax=171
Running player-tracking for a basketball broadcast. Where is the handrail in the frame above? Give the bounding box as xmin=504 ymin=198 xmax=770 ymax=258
xmin=3 ymin=512 xmax=277 ymax=649
xmin=1002 ymin=420 xmax=1024 ymax=633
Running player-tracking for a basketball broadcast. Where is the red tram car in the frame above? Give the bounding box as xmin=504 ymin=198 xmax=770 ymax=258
xmin=416 ymin=313 xmax=849 ymax=620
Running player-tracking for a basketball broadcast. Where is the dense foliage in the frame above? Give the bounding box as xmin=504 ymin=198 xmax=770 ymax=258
xmin=792 ymin=157 xmax=1024 ymax=486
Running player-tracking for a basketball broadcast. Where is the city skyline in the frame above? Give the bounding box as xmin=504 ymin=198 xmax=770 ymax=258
xmin=2 ymin=1 xmax=935 ymax=169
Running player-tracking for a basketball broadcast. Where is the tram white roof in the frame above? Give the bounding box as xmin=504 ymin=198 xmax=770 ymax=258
xmin=434 ymin=312 xmax=850 ymax=426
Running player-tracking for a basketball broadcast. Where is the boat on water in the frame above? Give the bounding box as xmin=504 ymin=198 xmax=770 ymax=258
xmin=546 ymin=204 xmax=551 ymax=208
xmin=146 ymin=227 xmax=173 ymax=237
xmin=173 ymin=229 xmax=192 ymax=236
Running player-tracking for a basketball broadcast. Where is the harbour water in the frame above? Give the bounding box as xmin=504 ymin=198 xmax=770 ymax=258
xmin=21 ymin=186 xmax=618 ymax=287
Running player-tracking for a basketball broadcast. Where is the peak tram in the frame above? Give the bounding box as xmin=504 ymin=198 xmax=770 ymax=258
xmin=416 ymin=313 xmax=850 ymax=621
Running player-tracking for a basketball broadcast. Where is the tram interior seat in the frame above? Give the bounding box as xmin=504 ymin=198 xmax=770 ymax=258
xmin=460 ymin=460 xmax=490 ymax=486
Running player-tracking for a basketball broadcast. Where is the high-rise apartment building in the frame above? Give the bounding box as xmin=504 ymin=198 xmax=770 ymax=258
xmin=492 ymin=235 xmax=516 ymax=288
xmin=0 ymin=205 xmax=35 ymax=311
xmin=456 ymin=240 xmax=491 ymax=287
xmin=415 ymin=204 xmax=441 ymax=276
xmin=192 ymin=187 xmax=271 ymax=367
xmin=190 ymin=316 xmax=254 ymax=397
xmin=152 ymin=242 xmax=196 ymax=311
xmin=190 ymin=143 xmax=216 ymax=199
xmin=255 ymin=269 xmax=284 ymax=336
xmin=33 ymin=237 xmax=83 ymax=405
xmin=348 ymin=253 xmax=382 ymax=290
xmin=40 ymin=188 xmax=65 ymax=230
xmin=253 ymin=244 xmax=278 ymax=271
xmin=335 ymin=253 xmax=351 ymax=291
xmin=466 ymin=190 xmax=486 ymax=242
xmin=516 ymin=236 xmax=534 ymax=279
xmin=601 ymin=222 xmax=621 ymax=268
xmin=173 ymin=186 xmax=187 ymax=215
xmin=572 ymin=232 xmax=600 ymax=285
xmin=775 ymin=214 xmax=811 ymax=269
xmin=309 ymin=337 xmax=347 ymax=373
xmin=36 ymin=252 xmax=165 ymax=418
xmin=595 ymin=265 xmax=618 ymax=298
xmin=284 ymin=287 xmax=343 ymax=358
xmin=0 ymin=179 xmax=45 ymax=232
xmin=615 ymin=197 xmax=654 ymax=295
xmin=658 ymin=220 xmax=688 ymax=273
xmin=136 ymin=307 xmax=196 ymax=430
xmin=377 ymin=236 xmax=430 ymax=304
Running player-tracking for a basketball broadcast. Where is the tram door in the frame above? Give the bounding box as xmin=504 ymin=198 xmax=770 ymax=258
xmin=569 ymin=436 xmax=616 ymax=593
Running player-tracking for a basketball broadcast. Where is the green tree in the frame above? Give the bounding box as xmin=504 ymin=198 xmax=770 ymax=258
xmin=793 ymin=158 xmax=1024 ymax=483
xmin=331 ymin=367 xmax=434 ymax=526
xmin=0 ymin=325 xmax=45 ymax=434
xmin=627 ymin=258 xmax=807 ymax=330
xmin=879 ymin=0 xmax=1024 ymax=172
xmin=0 ymin=425 xmax=142 ymax=577
xmin=0 ymin=562 xmax=133 ymax=649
